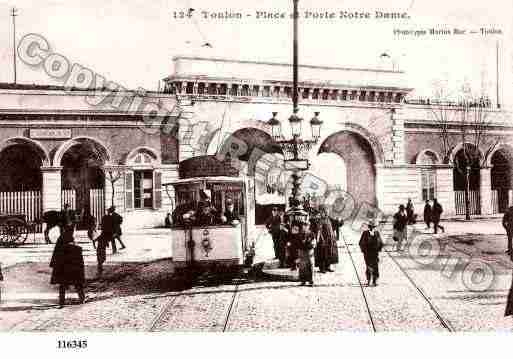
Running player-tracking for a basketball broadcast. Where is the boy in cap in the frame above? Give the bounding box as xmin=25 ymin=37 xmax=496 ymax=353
xmin=359 ymin=220 xmax=384 ymax=287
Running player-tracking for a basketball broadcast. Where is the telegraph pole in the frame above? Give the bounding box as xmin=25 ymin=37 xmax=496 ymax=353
xmin=11 ymin=7 xmax=18 ymax=84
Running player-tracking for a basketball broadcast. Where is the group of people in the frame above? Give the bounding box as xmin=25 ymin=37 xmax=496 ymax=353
xmin=423 ymin=199 xmax=445 ymax=234
xmin=265 ymin=205 xmax=342 ymax=286
xmin=392 ymin=198 xmax=445 ymax=251
xmin=170 ymin=190 xmax=240 ymax=228
xmin=48 ymin=205 xmax=125 ymax=308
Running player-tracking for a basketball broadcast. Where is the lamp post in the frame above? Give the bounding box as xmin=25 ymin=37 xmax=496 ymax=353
xmin=267 ymin=0 xmax=323 ymax=224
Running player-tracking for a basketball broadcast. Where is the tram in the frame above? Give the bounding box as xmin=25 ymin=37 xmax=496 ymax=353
xmin=164 ymin=156 xmax=255 ymax=271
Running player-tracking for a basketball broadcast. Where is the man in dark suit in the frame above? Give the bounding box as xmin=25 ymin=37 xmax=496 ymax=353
xmin=109 ymin=206 xmax=126 ymax=253
xmin=95 ymin=211 xmax=114 ymax=276
xmin=266 ymin=207 xmax=285 ymax=267
xmin=359 ymin=221 xmax=384 ymax=286
xmin=50 ymin=227 xmax=86 ymax=308
xmin=432 ymin=199 xmax=445 ymax=234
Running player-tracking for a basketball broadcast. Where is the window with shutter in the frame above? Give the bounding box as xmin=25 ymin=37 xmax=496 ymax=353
xmin=154 ymin=171 xmax=162 ymax=209
xmin=125 ymin=171 xmax=133 ymax=209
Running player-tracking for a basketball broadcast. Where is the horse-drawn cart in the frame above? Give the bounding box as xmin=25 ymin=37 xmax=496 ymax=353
xmin=0 ymin=213 xmax=31 ymax=247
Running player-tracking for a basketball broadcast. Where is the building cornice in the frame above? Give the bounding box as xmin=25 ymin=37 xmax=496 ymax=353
xmin=172 ymin=55 xmax=406 ymax=75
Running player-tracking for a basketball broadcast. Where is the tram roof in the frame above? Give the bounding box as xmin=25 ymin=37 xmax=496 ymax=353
xmin=163 ymin=176 xmax=245 ymax=187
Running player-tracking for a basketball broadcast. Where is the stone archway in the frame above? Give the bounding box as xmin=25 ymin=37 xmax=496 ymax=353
xmin=214 ymin=127 xmax=283 ymax=224
xmin=318 ymin=130 xmax=378 ymax=205
xmin=490 ymin=146 xmax=513 ymax=213
xmin=452 ymin=143 xmax=482 ymax=215
xmin=0 ymin=137 xmax=48 ymax=225
xmin=57 ymin=137 xmax=109 ymax=227
xmin=0 ymin=139 xmax=45 ymax=192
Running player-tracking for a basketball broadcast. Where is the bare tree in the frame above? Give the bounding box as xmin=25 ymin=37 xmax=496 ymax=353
xmin=104 ymin=167 xmax=124 ymax=207
xmin=427 ymin=80 xmax=459 ymax=163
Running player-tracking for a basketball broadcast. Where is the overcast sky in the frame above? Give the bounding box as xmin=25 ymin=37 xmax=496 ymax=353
xmin=0 ymin=0 xmax=512 ymax=104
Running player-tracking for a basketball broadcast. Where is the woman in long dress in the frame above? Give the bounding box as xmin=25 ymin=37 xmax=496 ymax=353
xmin=314 ymin=205 xmax=339 ymax=273
xmin=296 ymin=220 xmax=315 ymax=286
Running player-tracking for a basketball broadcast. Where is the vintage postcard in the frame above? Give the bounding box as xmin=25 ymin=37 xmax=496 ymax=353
xmin=0 ymin=0 xmax=512 ymax=355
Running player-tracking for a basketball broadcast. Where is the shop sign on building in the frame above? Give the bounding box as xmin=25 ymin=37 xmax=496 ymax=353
xmin=29 ymin=129 xmax=72 ymax=139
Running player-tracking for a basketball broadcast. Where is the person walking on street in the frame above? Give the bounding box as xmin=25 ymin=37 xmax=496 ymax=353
xmin=432 ymin=198 xmax=445 ymax=234
xmin=266 ymin=207 xmax=286 ymax=267
xmin=314 ymin=205 xmax=339 ymax=273
xmin=359 ymin=221 xmax=384 ymax=287
xmin=502 ymin=205 xmax=513 ymax=260
xmin=95 ymin=211 xmax=114 ymax=276
xmin=49 ymin=227 xmax=86 ymax=308
xmin=423 ymin=200 xmax=433 ymax=230
xmin=109 ymin=206 xmax=126 ymax=254
xmin=406 ymin=198 xmax=416 ymax=225
xmin=393 ymin=204 xmax=408 ymax=251
xmin=296 ymin=220 xmax=315 ymax=286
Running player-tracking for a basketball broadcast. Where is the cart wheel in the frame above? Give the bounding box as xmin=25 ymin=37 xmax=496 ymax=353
xmin=4 ymin=218 xmax=28 ymax=247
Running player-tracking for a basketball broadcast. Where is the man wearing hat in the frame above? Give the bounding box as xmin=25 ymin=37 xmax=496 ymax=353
xmin=222 ymin=198 xmax=239 ymax=224
xmin=266 ymin=206 xmax=286 ymax=267
xmin=108 ymin=206 xmax=125 ymax=253
xmin=359 ymin=220 xmax=383 ymax=287
xmin=49 ymin=227 xmax=86 ymax=307
xmin=393 ymin=204 xmax=408 ymax=251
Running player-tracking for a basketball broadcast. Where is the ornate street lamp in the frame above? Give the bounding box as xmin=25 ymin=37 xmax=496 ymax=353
xmin=266 ymin=0 xmax=323 ymax=224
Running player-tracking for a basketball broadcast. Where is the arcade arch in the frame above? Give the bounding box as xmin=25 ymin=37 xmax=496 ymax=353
xmin=490 ymin=145 xmax=513 ymax=213
xmin=58 ymin=137 xmax=108 ymax=225
xmin=318 ymin=130 xmax=378 ymax=206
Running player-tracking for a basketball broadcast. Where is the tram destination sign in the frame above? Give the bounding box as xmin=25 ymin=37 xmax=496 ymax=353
xmin=29 ymin=128 xmax=72 ymax=139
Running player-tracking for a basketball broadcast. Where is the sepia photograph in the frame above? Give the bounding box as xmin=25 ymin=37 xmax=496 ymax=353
xmin=0 ymin=0 xmax=512 ymax=355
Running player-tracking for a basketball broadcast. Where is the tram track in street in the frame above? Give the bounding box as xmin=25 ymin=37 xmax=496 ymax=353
xmin=221 ymin=283 xmax=239 ymax=332
xmin=146 ymin=276 xmax=241 ymax=332
xmin=340 ymin=235 xmax=377 ymax=332
xmin=147 ymin=295 xmax=180 ymax=332
xmin=384 ymin=247 xmax=456 ymax=332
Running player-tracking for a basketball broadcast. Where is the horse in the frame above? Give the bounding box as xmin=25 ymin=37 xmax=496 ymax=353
xmin=40 ymin=209 xmax=83 ymax=244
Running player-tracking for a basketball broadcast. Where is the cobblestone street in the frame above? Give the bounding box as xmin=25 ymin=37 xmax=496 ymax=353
xmin=1 ymin=220 xmax=513 ymax=332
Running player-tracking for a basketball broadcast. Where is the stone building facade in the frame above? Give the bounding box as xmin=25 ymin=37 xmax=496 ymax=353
xmin=0 ymin=56 xmax=512 ymax=231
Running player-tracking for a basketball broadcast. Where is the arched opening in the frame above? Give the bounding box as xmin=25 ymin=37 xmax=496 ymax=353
xmin=215 ymin=127 xmax=283 ymax=224
xmin=453 ymin=144 xmax=481 ymax=215
xmin=60 ymin=139 xmax=106 ymax=227
xmin=0 ymin=140 xmax=44 ymax=226
xmin=491 ymin=147 xmax=513 ymax=213
xmin=318 ymin=131 xmax=377 ymax=205
xmin=0 ymin=144 xmax=42 ymax=192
